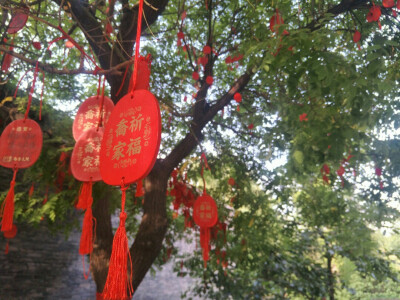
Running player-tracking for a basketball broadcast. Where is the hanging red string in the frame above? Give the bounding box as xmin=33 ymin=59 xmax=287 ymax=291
xmin=57 ymin=26 xmax=99 ymax=68
xmin=115 ymin=66 xmax=130 ymax=97
xmin=39 ymin=70 xmax=45 ymax=120
xmin=97 ymin=76 xmax=106 ymax=130
xmin=200 ymin=152 xmax=211 ymax=193
xmin=13 ymin=67 xmax=35 ymax=98
xmin=13 ymin=65 xmax=45 ymax=120
xmin=130 ymin=0 xmax=145 ymax=93
xmin=24 ymin=61 xmax=40 ymax=120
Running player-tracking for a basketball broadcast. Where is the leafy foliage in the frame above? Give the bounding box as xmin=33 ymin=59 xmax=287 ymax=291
xmin=1 ymin=0 xmax=400 ymax=299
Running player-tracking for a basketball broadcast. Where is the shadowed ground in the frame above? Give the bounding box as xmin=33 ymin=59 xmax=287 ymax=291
xmin=0 ymin=219 xmax=200 ymax=300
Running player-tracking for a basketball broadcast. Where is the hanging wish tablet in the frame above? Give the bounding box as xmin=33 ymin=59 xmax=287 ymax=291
xmin=0 ymin=119 xmax=42 ymax=169
xmin=71 ymin=127 xmax=103 ymax=182
xmin=7 ymin=8 xmax=29 ymax=34
xmin=100 ymin=89 xmax=161 ymax=185
xmin=73 ymin=95 xmax=114 ymax=141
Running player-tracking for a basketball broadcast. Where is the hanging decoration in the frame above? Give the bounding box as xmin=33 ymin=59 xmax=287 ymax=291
xmin=71 ymin=128 xmax=104 ymax=183
xmin=135 ymin=179 xmax=145 ymax=198
xmin=192 ymin=153 xmax=218 ymax=268
xmin=100 ymin=89 xmax=161 ymax=185
xmin=72 ymin=92 xmax=114 ymax=141
xmin=100 ymin=0 xmax=161 ymax=297
xmin=1 ymin=40 xmax=14 ymax=73
xmin=0 ymin=63 xmax=43 ymax=233
xmin=320 ymin=164 xmax=330 ymax=184
xmin=366 ymin=3 xmax=382 ymax=29
xmin=169 ymin=169 xmax=196 ymax=229
xmin=353 ymin=30 xmax=361 ymax=50
xmin=71 ymin=127 xmax=103 ymax=261
xmin=3 ymin=224 xmax=17 ymax=254
xmin=7 ymin=8 xmax=29 ymax=34
xmin=70 ymin=77 xmax=111 ymax=279
xmin=269 ymin=9 xmax=289 ymax=35
xmin=128 ymin=55 xmax=152 ymax=92
xmin=233 ymin=92 xmax=242 ymax=112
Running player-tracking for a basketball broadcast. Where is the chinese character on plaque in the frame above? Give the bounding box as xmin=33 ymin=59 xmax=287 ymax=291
xmin=100 ymin=89 xmax=161 ymax=186
xmin=72 ymin=95 xmax=114 ymax=141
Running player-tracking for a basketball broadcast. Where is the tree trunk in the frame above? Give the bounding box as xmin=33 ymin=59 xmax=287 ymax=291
xmin=327 ymin=254 xmax=335 ymax=300
xmin=90 ymin=161 xmax=170 ymax=295
xmin=130 ymin=160 xmax=169 ymax=290
xmin=91 ymin=190 xmax=114 ymax=293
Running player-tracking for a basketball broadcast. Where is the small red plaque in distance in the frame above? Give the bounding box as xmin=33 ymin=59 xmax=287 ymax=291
xmin=193 ymin=194 xmax=218 ymax=228
xmin=100 ymin=90 xmax=161 ymax=185
xmin=73 ymin=95 xmax=114 ymax=141
xmin=7 ymin=9 xmax=29 ymax=34
xmin=71 ymin=127 xmax=104 ymax=182
xmin=0 ymin=119 xmax=42 ymax=169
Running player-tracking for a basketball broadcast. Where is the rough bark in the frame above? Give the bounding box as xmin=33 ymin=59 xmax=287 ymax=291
xmin=91 ymin=191 xmax=114 ymax=293
xmin=327 ymin=254 xmax=335 ymax=300
xmin=129 ymin=160 xmax=169 ymax=290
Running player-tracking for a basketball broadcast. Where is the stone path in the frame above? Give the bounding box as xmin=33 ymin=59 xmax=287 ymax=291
xmin=0 ymin=219 xmax=201 ymax=300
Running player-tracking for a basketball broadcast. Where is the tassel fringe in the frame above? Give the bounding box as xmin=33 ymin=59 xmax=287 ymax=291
xmin=76 ymin=181 xmax=92 ymax=210
xmin=1 ymin=169 xmax=17 ymax=232
xmin=200 ymin=227 xmax=211 ymax=268
xmin=102 ymin=185 xmax=133 ymax=300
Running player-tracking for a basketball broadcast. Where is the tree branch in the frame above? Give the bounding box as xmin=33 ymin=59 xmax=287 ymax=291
xmin=0 ymin=46 xmax=132 ymax=76
xmin=163 ymin=68 xmax=254 ymax=173
xmin=306 ymin=0 xmax=369 ymax=31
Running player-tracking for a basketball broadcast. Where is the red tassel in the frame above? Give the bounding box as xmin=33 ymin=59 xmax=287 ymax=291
xmin=96 ymin=293 xmax=104 ymax=300
xmin=200 ymin=227 xmax=210 ymax=268
xmin=1 ymin=169 xmax=17 ymax=232
xmin=5 ymin=240 xmax=9 ymax=254
xmin=1 ymin=42 xmax=14 ymax=73
xmin=135 ymin=180 xmax=144 ymax=197
xmin=28 ymin=183 xmax=35 ymax=198
xmin=76 ymin=181 xmax=92 ymax=210
xmin=79 ymin=201 xmax=94 ymax=255
xmin=102 ymin=185 xmax=133 ymax=300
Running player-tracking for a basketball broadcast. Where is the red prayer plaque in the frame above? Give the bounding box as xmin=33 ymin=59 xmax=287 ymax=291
xmin=0 ymin=119 xmax=42 ymax=169
xmin=71 ymin=127 xmax=104 ymax=182
xmin=7 ymin=9 xmax=29 ymax=34
xmin=100 ymin=90 xmax=161 ymax=185
xmin=73 ymin=95 xmax=114 ymax=141
xmin=193 ymin=194 xmax=218 ymax=228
